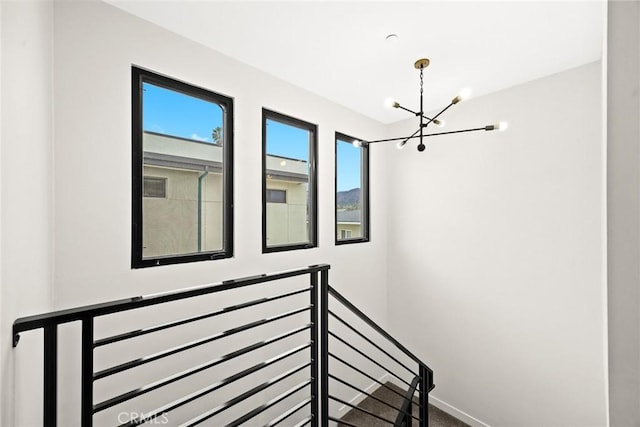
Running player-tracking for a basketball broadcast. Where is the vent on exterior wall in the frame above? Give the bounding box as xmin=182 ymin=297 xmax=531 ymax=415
xmin=266 ymin=189 xmax=287 ymax=204
xmin=143 ymin=176 xmax=167 ymax=198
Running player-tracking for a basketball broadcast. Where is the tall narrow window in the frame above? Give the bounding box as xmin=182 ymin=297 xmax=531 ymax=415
xmin=132 ymin=67 xmax=233 ymax=268
xmin=262 ymin=109 xmax=317 ymax=252
xmin=335 ymin=132 xmax=369 ymax=244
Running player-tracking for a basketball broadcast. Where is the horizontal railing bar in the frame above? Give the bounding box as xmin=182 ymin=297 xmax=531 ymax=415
xmin=121 ymin=360 xmax=311 ymax=426
xmin=328 ymin=374 xmax=420 ymax=423
xmin=329 ymin=309 xmax=417 ymax=377
xmin=95 ymin=286 xmax=311 ymax=347
xmin=179 ymin=363 xmax=311 ymax=427
xmin=13 ymin=264 xmax=329 ymax=336
xmin=292 ymin=416 xmax=312 ymax=427
xmin=95 ymin=305 xmax=310 ymax=380
xmin=329 ymin=394 xmax=396 ymax=425
xmin=328 ymin=284 xmax=430 ymax=372
xmin=265 ymin=397 xmax=312 ymax=427
xmin=227 ymin=379 xmax=311 ymax=427
xmin=94 ymin=329 xmax=311 ymax=413
xmin=329 ymin=331 xmax=411 ymax=387
xmin=394 ymin=376 xmax=420 ymax=427
xmin=329 ymin=353 xmax=421 ymax=407
xmin=328 ymin=416 xmax=358 ymax=427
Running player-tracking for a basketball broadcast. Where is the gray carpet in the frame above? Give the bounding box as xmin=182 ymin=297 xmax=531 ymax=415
xmin=339 ymin=382 xmax=469 ymax=427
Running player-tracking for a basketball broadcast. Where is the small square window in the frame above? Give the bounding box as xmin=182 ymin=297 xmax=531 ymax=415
xmin=267 ymin=189 xmax=287 ymax=204
xmin=143 ymin=177 xmax=167 ymax=198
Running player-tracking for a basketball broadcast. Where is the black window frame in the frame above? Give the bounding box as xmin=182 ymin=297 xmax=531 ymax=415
xmin=335 ymin=132 xmax=370 ymax=245
xmin=262 ymin=108 xmax=318 ymax=253
xmin=131 ymin=66 xmax=234 ymax=268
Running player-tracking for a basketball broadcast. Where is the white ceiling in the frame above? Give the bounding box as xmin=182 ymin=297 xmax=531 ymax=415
xmin=106 ymin=0 xmax=605 ymax=124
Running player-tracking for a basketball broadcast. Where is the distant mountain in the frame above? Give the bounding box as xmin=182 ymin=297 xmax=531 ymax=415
xmin=337 ymin=188 xmax=361 ymax=208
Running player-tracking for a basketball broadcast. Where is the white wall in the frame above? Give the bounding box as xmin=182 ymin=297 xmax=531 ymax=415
xmin=1 ymin=1 xmax=55 ymax=425
xmin=2 ymin=1 xmax=620 ymax=425
xmin=607 ymin=1 xmax=640 ymax=425
xmin=47 ymin=0 xmax=390 ymax=424
xmin=52 ymin=0 xmax=388 ymax=310
xmin=385 ymin=62 xmax=607 ymax=426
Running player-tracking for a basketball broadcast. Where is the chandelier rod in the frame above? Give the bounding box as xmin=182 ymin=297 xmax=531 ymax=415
xmin=396 ymin=104 xmax=443 ymax=127
xmin=365 ymin=126 xmax=491 ymax=145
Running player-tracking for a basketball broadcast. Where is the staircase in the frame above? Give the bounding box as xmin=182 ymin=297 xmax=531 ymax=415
xmin=339 ymin=383 xmax=469 ymax=427
xmin=13 ymin=264 xmax=435 ymax=426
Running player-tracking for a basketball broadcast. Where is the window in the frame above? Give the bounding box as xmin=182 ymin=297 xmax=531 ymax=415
xmin=335 ymin=132 xmax=369 ymax=244
xmin=266 ymin=189 xmax=287 ymax=204
xmin=262 ymin=109 xmax=317 ymax=252
xmin=143 ymin=177 xmax=167 ymax=198
xmin=132 ymin=67 xmax=233 ymax=268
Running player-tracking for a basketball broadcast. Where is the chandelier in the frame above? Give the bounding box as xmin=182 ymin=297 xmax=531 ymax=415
xmin=356 ymin=58 xmax=507 ymax=151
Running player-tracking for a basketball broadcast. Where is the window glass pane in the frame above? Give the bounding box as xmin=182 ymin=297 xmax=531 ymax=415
xmin=263 ymin=112 xmax=317 ymax=251
xmin=142 ymin=82 xmax=224 ymax=259
xmin=132 ymin=67 xmax=233 ymax=268
xmin=336 ymin=134 xmax=368 ymax=243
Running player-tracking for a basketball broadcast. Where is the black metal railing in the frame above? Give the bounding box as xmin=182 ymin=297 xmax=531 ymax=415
xmin=319 ymin=268 xmax=434 ymax=427
xmin=13 ymin=264 xmax=434 ymax=426
xmin=13 ymin=265 xmax=325 ymax=427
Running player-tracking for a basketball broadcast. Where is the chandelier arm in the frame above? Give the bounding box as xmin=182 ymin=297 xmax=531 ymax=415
xmin=423 ymin=102 xmax=455 ymax=127
xmin=405 ymin=126 xmax=490 ymax=140
xmin=396 ymin=103 xmax=440 ymax=126
xmin=402 ymin=128 xmax=421 ymax=143
xmin=364 ymin=129 xmax=422 ymax=144
xmin=396 ymin=104 xmax=418 ymax=116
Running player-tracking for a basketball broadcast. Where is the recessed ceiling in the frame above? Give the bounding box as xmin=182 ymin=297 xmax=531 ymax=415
xmin=105 ymin=1 xmax=605 ymax=124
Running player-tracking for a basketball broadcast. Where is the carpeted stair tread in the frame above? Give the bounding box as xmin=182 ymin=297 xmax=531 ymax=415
xmin=339 ymin=382 xmax=469 ymax=427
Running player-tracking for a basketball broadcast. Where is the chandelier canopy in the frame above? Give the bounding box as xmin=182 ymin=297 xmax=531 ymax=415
xmin=356 ymin=58 xmax=507 ymax=152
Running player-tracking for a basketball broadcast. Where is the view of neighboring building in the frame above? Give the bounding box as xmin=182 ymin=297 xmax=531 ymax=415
xmin=336 ymin=187 xmax=362 ymax=240
xmin=336 ymin=209 xmax=361 ymax=239
xmin=264 ymin=154 xmax=309 ymax=246
xmin=142 ymin=131 xmax=224 ymax=258
xmin=142 ymin=131 xmax=309 ymax=257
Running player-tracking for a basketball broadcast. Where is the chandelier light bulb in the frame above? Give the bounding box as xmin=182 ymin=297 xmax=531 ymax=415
xmin=384 ymin=97 xmax=399 ymax=109
xmin=497 ymin=121 xmax=509 ymax=131
xmin=434 ymin=119 xmax=445 ymax=128
xmin=452 ymin=88 xmax=472 ymax=104
xmin=459 ymin=88 xmax=472 ymax=100
xmin=396 ymin=140 xmax=407 ymax=150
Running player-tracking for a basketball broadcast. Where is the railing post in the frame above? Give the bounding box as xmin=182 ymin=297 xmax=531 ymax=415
xmin=81 ymin=318 xmax=94 ymax=427
xmin=43 ymin=325 xmax=57 ymax=427
xmin=320 ymin=268 xmax=329 ymax=427
xmin=310 ymin=270 xmax=319 ymax=427
xmin=419 ymin=364 xmax=428 ymax=427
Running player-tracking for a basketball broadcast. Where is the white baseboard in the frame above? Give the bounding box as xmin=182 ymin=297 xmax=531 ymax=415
xmin=335 ymin=374 xmax=491 ymax=427
xmin=430 ymin=394 xmax=491 ymax=427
